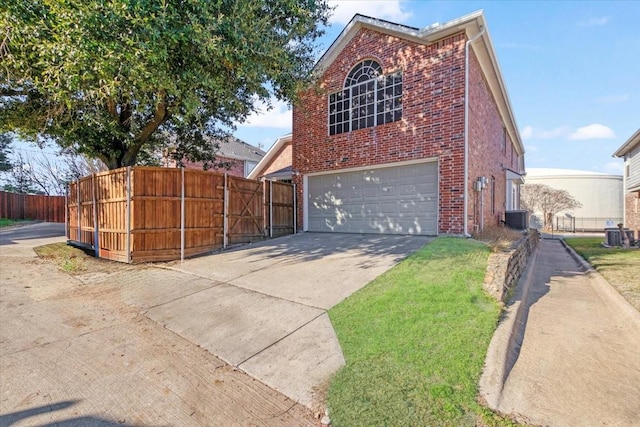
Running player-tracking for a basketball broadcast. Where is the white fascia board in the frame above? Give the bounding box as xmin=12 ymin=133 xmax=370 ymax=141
xmin=314 ymin=15 xmax=425 ymax=77
xmin=313 ymin=11 xmax=524 ymax=164
xmin=246 ymin=133 xmax=292 ymax=180
xmin=613 ymin=128 xmax=640 ymax=157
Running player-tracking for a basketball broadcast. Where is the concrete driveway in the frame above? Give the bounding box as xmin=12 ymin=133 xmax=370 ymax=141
xmin=1 ymin=224 xmax=322 ymax=425
xmin=0 ymin=222 xmax=66 ymax=257
xmin=144 ymin=232 xmax=432 ymax=408
xmin=0 ymin=224 xmax=431 ymax=415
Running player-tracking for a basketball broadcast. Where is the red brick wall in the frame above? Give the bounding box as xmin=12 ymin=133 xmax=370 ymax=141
xmin=624 ymin=191 xmax=640 ymax=240
xmin=467 ymin=49 xmax=517 ymax=231
xmin=181 ymin=156 xmax=245 ymax=177
xmin=258 ymin=141 xmax=292 ymax=177
xmin=293 ymin=29 xmax=467 ymax=234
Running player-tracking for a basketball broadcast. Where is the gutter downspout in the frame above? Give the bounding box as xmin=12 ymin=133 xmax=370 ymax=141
xmin=464 ymin=25 xmax=485 ymax=237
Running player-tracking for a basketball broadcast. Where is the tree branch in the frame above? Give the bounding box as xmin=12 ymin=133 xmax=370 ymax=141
xmin=120 ymin=90 xmax=170 ymax=166
xmin=134 ymin=90 xmax=169 ymax=144
xmin=106 ymin=98 xmax=118 ymax=119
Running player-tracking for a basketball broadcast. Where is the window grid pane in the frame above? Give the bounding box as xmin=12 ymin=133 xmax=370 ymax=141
xmin=328 ymin=64 xmax=402 ymax=135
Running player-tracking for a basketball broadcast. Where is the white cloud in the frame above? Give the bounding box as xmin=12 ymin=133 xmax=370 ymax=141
xmin=242 ymin=99 xmax=292 ymax=129
xmin=328 ymin=0 xmax=412 ymax=25
xmin=569 ymin=123 xmax=615 ymax=140
xmin=520 ymin=125 xmax=570 ymax=140
xmin=595 ymin=94 xmax=629 ymax=104
xmin=578 ymin=16 xmax=610 ymax=27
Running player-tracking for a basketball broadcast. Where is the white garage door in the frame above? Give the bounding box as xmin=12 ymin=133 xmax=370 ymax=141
xmin=307 ymin=161 xmax=438 ymax=235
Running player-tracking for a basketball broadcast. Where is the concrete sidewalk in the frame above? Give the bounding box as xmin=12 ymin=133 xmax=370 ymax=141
xmin=481 ymin=238 xmax=640 ymax=426
xmin=122 ymin=232 xmax=432 ymax=409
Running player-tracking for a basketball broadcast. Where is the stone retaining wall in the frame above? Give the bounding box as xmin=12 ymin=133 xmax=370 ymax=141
xmin=484 ymin=229 xmax=540 ymax=302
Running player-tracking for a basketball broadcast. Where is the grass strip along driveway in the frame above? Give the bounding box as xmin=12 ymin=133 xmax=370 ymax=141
xmin=564 ymin=237 xmax=640 ymax=312
xmin=327 ymin=237 xmax=508 ymax=426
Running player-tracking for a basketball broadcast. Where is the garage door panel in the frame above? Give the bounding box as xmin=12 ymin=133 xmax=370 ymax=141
xmin=308 ymin=161 xmax=438 ymax=235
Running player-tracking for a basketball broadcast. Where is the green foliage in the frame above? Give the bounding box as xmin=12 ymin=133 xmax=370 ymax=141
xmin=328 ymin=238 xmax=508 ymax=426
xmin=33 ymin=242 xmax=87 ymax=273
xmin=1 ymin=0 xmax=329 ymax=169
xmin=0 ymin=218 xmax=33 ymax=227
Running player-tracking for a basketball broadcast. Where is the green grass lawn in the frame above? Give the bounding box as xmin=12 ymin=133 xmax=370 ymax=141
xmin=328 ymin=237 xmax=510 ymax=427
xmin=564 ymin=237 xmax=640 ymax=312
xmin=0 ymin=218 xmax=33 ymax=228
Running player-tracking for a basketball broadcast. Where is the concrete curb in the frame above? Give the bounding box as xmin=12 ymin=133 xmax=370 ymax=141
xmin=559 ymin=238 xmax=640 ymax=328
xmin=479 ymin=244 xmax=540 ymax=409
xmin=480 ymin=237 xmax=640 ymax=411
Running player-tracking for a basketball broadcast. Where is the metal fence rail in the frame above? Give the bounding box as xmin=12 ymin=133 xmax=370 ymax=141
xmin=554 ymin=216 xmax=623 ymax=233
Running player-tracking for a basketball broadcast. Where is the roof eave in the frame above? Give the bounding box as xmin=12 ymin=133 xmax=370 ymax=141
xmin=246 ymin=133 xmax=292 ymax=180
xmin=613 ymin=128 xmax=640 ymax=157
xmin=312 ymin=11 xmax=524 ymax=158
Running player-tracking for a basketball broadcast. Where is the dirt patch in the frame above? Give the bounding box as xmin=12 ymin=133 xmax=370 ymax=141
xmin=2 ymin=243 xmax=320 ymax=426
xmin=34 ymin=242 xmax=134 ymax=275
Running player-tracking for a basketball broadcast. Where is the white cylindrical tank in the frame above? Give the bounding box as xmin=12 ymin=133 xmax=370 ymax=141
xmin=525 ymin=168 xmax=623 ymax=231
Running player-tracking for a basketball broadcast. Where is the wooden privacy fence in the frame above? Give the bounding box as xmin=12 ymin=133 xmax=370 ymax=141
xmin=0 ymin=191 xmax=66 ymax=222
xmin=67 ymin=167 xmax=295 ymax=263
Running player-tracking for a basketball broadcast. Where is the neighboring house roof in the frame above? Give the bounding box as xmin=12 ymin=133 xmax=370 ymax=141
xmin=312 ymin=10 xmax=524 ymax=157
xmin=263 ymin=166 xmax=293 ymax=180
xmin=247 ymin=133 xmax=292 ymax=180
xmin=613 ymin=128 xmax=640 ymax=157
xmin=216 ymin=135 xmax=265 ymax=162
xmin=163 ymin=135 xmax=265 ymax=165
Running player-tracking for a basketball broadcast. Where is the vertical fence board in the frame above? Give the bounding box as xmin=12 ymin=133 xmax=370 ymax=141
xmin=0 ymin=191 xmax=66 ymax=222
xmin=227 ymin=176 xmax=265 ymax=244
xmin=66 ymin=167 xmax=293 ymax=263
xmin=269 ymin=181 xmax=295 ymax=237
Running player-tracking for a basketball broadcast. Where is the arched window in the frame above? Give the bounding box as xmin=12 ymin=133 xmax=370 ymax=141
xmin=328 ymin=60 xmax=402 ymax=136
xmin=345 ymin=60 xmax=382 ymax=86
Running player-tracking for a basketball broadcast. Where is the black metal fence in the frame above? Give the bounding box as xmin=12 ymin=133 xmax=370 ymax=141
xmin=554 ymin=216 xmax=623 ymax=233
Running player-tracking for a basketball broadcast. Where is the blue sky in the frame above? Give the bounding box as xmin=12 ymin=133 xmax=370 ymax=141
xmin=234 ymin=0 xmax=640 ymax=175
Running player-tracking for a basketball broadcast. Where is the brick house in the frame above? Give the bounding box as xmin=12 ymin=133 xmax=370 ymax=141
xmin=613 ymin=128 xmax=640 ymax=239
xmin=164 ymin=135 xmax=265 ymax=178
xmin=247 ymin=133 xmax=293 ymax=182
xmin=293 ymin=11 xmax=525 ymax=235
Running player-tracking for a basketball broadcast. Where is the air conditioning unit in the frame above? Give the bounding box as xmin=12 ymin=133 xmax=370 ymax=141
xmin=505 ymin=210 xmax=528 ymax=230
xmin=604 ymin=228 xmax=634 ymax=246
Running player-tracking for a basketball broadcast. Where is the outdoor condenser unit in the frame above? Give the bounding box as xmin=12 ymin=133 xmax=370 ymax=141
xmin=604 ymin=228 xmax=634 ymax=246
xmin=505 ymin=210 xmax=528 ymax=230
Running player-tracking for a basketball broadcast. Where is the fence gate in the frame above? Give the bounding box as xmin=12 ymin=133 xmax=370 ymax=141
xmin=226 ymin=176 xmax=265 ymax=245
xmin=67 ymin=167 xmax=295 ymax=263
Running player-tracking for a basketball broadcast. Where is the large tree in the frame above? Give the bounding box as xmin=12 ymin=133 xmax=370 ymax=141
xmin=0 ymin=133 xmax=11 ymax=171
xmin=521 ymin=183 xmax=582 ymax=229
xmin=0 ymin=0 xmax=329 ymax=169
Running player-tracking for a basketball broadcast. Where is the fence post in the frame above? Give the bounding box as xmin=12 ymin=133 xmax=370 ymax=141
xmin=293 ymin=183 xmax=297 ymax=234
xmin=180 ymin=167 xmax=185 ymax=262
xmin=92 ymin=173 xmax=99 ymax=258
xmin=269 ymin=180 xmax=273 ymax=238
xmin=64 ymin=193 xmax=68 ymax=239
xmin=262 ymin=179 xmax=267 ymax=238
xmin=76 ymin=180 xmax=81 ymax=243
xmin=223 ymin=173 xmax=228 ymax=249
xmin=125 ymin=167 xmax=131 ymax=263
